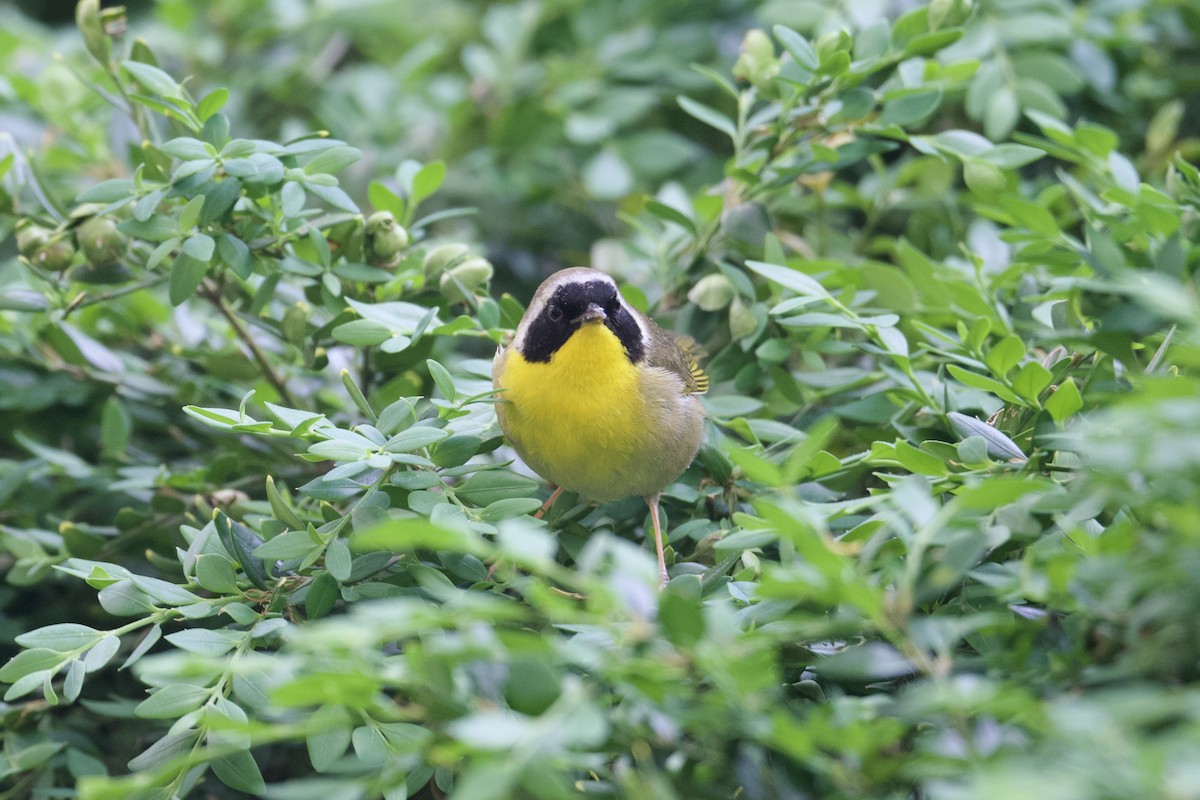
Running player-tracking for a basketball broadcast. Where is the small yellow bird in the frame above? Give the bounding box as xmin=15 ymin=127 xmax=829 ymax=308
xmin=492 ymin=267 xmax=708 ymax=585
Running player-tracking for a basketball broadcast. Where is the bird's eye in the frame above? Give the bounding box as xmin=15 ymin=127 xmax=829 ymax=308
xmin=546 ymin=303 xmax=563 ymax=322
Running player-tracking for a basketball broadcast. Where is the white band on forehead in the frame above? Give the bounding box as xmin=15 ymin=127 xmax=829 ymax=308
xmin=511 ymin=268 xmax=649 ymax=354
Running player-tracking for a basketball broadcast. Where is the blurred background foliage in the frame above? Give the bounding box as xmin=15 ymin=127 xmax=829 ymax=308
xmin=0 ymin=0 xmax=1199 ymax=798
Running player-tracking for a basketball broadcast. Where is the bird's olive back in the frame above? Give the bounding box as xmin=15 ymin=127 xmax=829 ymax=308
xmin=520 ymin=279 xmax=646 ymax=364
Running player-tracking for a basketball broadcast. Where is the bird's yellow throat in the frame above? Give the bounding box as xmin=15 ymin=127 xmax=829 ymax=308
xmin=499 ymin=322 xmax=645 ymax=489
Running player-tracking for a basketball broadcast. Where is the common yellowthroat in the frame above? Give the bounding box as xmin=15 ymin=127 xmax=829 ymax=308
xmin=492 ymin=267 xmax=708 ymax=585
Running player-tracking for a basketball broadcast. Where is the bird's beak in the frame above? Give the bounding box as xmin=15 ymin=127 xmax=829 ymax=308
xmin=572 ymin=303 xmax=607 ymax=325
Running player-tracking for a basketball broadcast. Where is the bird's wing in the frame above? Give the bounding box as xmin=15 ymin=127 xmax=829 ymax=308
xmin=644 ymin=324 xmax=708 ymax=396
xmin=491 ymin=340 xmax=509 ymax=389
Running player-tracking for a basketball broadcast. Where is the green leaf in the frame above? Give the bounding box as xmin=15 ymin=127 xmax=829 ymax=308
xmin=307 ymin=183 xmax=360 ymax=213
xmin=978 ymin=143 xmax=1046 ymax=169
xmin=201 ymin=179 xmax=242 ymax=224
xmin=211 ymin=749 xmax=266 ymax=795
xmin=816 ymin=641 xmax=916 ymax=683
xmin=332 ymin=319 xmax=392 ymax=346
xmin=128 ymin=731 xmax=200 ymax=772
xmin=985 ymin=334 xmax=1026 ymax=378
xmin=77 ymin=0 xmax=110 ymax=65
xmin=307 ymin=705 xmax=352 ymax=772
xmin=879 ymin=89 xmax=942 ymax=126
xmin=456 ymin=471 xmax=541 ymax=506
xmin=100 ymin=396 xmax=132 ymax=458
xmin=773 ymin=25 xmax=819 ymax=70
xmin=77 ymin=179 xmax=136 ymax=203
xmin=160 ymin=137 xmax=212 ymax=160
xmin=120 ymin=624 xmax=162 ymax=670
xmin=479 ymin=498 xmax=544 ymax=521
xmin=266 ymin=476 xmax=306 ymax=531
xmin=746 ymin=260 xmax=831 ymax=299
xmin=182 ymin=233 xmax=215 ymax=262
xmin=426 ymin=359 xmax=457 ymax=403
xmin=169 ymin=253 xmax=209 ymax=305
xmin=411 ymin=160 xmax=446 ymax=206
xmin=0 ymin=289 xmax=51 ymax=312
xmin=325 ymin=538 xmax=352 ymax=582
xmin=353 ymin=517 xmax=489 ymax=556
xmin=946 ymin=412 xmax=1025 ymax=461
xmin=903 ymin=28 xmax=962 ymax=57
xmin=447 ymin=711 xmax=532 ymax=750
xmin=304 ymin=146 xmax=362 ymax=176
xmin=282 ymin=181 xmax=306 ymax=216
xmin=195 ymin=554 xmax=240 ymax=594
xmin=98 ymin=581 xmax=156 ymax=616
xmin=340 ymin=369 xmax=377 ymax=422
xmin=196 ymin=87 xmax=229 ymax=121
xmin=431 ymin=435 xmax=483 ymax=468
xmin=305 ymin=572 xmax=338 ymax=620
xmin=659 ymin=578 xmax=705 ymax=647
xmin=16 ymin=624 xmax=102 ymax=652
xmin=351 ymin=725 xmax=388 ymax=766
xmin=164 ymin=628 xmax=243 ymax=657
xmin=384 ymin=426 xmax=449 ymax=453
xmin=953 ymin=476 xmax=1057 ymax=510
xmin=134 ymin=683 xmax=211 ymax=719
xmin=63 ymin=659 xmax=85 ymax=703
xmin=253 ymin=529 xmax=320 ymax=561
xmin=122 ymin=60 xmax=181 ymax=97
xmin=677 ymin=96 xmax=737 ymax=138
xmin=644 ymin=198 xmax=697 ymax=235
xmin=4 ymin=670 xmax=50 ymax=701
xmin=1045 ymin=377 xmax=1083 ymax=423
xmin=369 ymin=180 xmax=405 ymax=217
xmin=999 ymin=196 xmax=1059 ymax=237
xmin=947 ymin=364 xmax=1022 ymax=405
xmin=1012 ymin=362 xmax=1053 ymax=405
xmin=0 ymin=648 xmax=67 ymax=683
xmin=215 ymin=514 xmax=270 ymax=592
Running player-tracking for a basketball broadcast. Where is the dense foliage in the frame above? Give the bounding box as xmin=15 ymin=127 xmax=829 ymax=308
xmin=2 ymin=1 xmax=1199 ymax=797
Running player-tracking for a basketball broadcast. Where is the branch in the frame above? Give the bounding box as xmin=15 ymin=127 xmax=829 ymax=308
xmin=63 ymin=274 xmax=169 ymax=316
xmin=202 ymin=281 xmax=299 ymax=408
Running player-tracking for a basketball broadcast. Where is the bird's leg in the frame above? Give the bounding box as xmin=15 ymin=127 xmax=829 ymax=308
xmin=534 ymin=485 xmax=565 ymax=520
xmin=647 ymin=493 xmax=669 ymax=587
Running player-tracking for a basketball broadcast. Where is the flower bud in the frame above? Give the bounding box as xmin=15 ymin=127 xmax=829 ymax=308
xmin=732 ymin=29 xmax=779 ymax=89
xmin=34 ymin=237 xmax=78 ymax=272
xmin=928 ymin=0 xmax=954 ymax=29
xmin=365 ymin=210 xmax=409 ymax=266
xmin=688 ymin=273 xmax=735 ymax=311
xmin=722 ymin=202 xmax=771 ymax=247
xmin=963 ymin=160 xmax=1006 ymax=196
xmin=814 ymin=31 xmax=845 ymax=62
xmin=423 ymin=243 xmax=470 ymax=280
xmin=76 ymin=215 xmax=128 ymax=267
xmin=16 ymin=223 xmax=51 ymax=258
xmin=281 ymin=302 xmax=309 ymax=346
xmin=439 ymin=256 xmax=494 ymax=304
xmin=728 ymin=295 xmax=759 ymax=339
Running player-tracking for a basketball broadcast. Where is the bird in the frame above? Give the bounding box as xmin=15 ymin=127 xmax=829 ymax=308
xmin=492 ymin=267 xmax=708 ymax=586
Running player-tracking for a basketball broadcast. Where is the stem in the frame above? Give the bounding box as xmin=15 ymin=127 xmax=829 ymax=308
xmin=202 ymin=281 xmax=299 ymax=407
xmin=64 ymin=274 xmax=169 ymax=316
xmin=359 ymin=346 xmax=373 ymax=400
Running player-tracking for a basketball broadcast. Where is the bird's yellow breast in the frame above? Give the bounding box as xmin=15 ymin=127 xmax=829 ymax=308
xmin=497 ymin=323 xmax=648 ymax=499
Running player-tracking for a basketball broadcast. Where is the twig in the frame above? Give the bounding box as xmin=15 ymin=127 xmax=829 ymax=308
xmin=202 ymin=281 xmax=299 ymax=407
xmin=63 ymin=274 xmax=169 ymax=316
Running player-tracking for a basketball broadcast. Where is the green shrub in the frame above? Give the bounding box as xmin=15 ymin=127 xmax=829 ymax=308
xmin=1 ymin=1 xmax=1199 ymax=798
